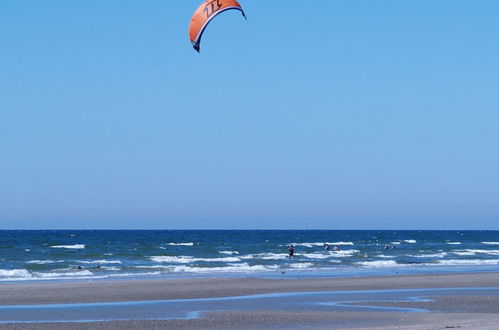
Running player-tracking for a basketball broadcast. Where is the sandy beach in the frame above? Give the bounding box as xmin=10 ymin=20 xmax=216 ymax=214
xmin=1 ymin=272 xmax=499 ymax=329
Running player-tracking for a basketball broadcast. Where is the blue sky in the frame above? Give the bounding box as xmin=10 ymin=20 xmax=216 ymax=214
xmin=1 ymin=1 xmax=498 ymax=229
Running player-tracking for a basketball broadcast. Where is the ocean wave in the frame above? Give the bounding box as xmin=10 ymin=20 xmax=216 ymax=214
xmin=26 ymin=260 xmax=65 ymax=264
xmin=407 ymin=252 xmax=448 ymax=258
xmin=150 ymin=256 xmax=241 ymax=263
xmin=219 ymin=251 xmax=239 ymax=255
xmin=301 ymin=253 xmax=331 ymax=259
xmin=436 ymin=259 xmax=499 ymax=266
xmin=166 ymin=243 xmax=194 ymax=246
xmin=330 ymin=249 xmax=360 ymax=257
xmin=482 ymin=242 xmax=499 ymax=245
xmin=446 ymin=242 xmax=462 ymax=245
xmin=50 ymin=244 xmax=85 ymax=249
xmin=0 ymin=269 xmax=32 ymax=278
xmin=139 ymin=263 xmax=279 ymax=274
xmin=33 ymin=270 xmax=94 ymax=278
xmin=289 ymin=263 xmax=314 ymax=269
xmin=290 ymin=242 xmax=354 ymax=248
xmin=357 ymin=260 xmax=399 ymax=268
xmin=240 ymin=253 xmax=288 ymax=260
xmin=403 ymin=240 xmax=417 ymax=244
xmin=452 ymin=249 xmax=499 ymax=256
xmin=99 ymin=266 xmax=121 ymax=271
xmin=76 ymin=260 xmax=122 ymax=264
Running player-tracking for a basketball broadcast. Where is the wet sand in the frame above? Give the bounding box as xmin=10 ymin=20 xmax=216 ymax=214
xmin=1 ymin=272 xmax=499 ymax=329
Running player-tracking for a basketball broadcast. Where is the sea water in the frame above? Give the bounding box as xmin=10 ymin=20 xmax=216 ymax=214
xmin=1 ymin=230 xmax=499 ymax=282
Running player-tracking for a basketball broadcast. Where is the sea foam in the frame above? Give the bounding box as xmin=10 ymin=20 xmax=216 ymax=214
xmin=51 ymin=244 xmax=85 ymax=249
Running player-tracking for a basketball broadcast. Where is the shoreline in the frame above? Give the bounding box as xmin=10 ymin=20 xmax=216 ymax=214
xmin=1 ymin=271 xmax=499 ymax=305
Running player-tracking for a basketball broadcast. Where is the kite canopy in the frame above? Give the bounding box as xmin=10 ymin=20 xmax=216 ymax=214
xmin=189 ymin=0 xmax=246 ymax=52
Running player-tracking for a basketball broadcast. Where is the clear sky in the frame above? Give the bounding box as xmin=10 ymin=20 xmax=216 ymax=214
xmin=1 ymin=1 xmax=498 ymax=229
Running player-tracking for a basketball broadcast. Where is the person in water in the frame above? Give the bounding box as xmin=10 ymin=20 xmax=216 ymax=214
xmin=325 ymin=243 xmax=330 ymax=251
xmin=333 ymin=245 xmax=340 ymax=251
xmin=288 ymin=244 xmax=295 ymax=259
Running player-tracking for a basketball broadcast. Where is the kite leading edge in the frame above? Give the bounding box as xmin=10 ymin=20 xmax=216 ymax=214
xmin=189 ymin=0 xmax=246 ymax=52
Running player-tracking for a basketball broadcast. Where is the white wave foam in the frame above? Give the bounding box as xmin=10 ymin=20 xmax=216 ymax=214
xmin=76 ymin=260 xmax=122 ymax=264
xmin=436 ymin=259 xmax=499 ymax=266
xmin=26 ymin=260 xmax=65 ymax=264
xmin=403 ymin=240 xmax=417 ymax=244
xmin=330 ymin=249 xmax=359 ymax=258
xmin=50 ymin=244 xmax=85 ymax=249
xmin=482 ymin=242 xmax=499 ymax=245
xmin=0 ymin=269 xmax=32 ymax=278
xmin=302 ymin=253 xmax=331 ymax=259
xmin=357 ymin=260 xmax=399 ymax=268
xmin=446 ymin=242 xmax=461 ymax=245
xmin=407 ymin=252 xmax=448 ymax=258
xmin=33 ymin=270 xmax=94 ymax=278
xmin=377 ymin=255 xmax=396 ymax=259
xmin=166 ymin=243 xmax=194 ymax=246
xmin=150 ymin=256 xmax=241 ymax=263
xmin=452 ymin=251 xmax=476 ymax=256
xmin=291 ymin=242 xmax=354 ymax=248
xmin=452 ymin=249 xmax=499 ymax=256
xmin=219 ymin=251 xmax=239 ymax=255
xmin=390 ymin=242 xmax=401 ymax=245
xmin=143 ymin=263 xmax=279 ymax=274
xmin=99 ymin=266 xmax=121 ymax=271
xmin=240 ymin=253 xmax=288 ymax=260
xmin=289 ymin=263 xmax=314 ymax=269
xmin=150 ymin=256 xmax=193 ymax=263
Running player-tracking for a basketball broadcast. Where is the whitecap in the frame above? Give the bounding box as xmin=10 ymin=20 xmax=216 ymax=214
xmin=289 ymin=263 xmax=314 ymax=269
xmin=150 ymin=256 xmax=193 ymax=264
xmin=356 ymin=260 xmax=399 ymax=268
xmin=219 ymin=251 xmax=239 ymax=255
xmin=301 ymin=253 xmax=331 ymax=259
xmin=76 ymin=260 xmax=122 ymax=264
xmin=482 ymin=242 xmax=499 ymax=245
xmin=33 ymin=270 xmax=94 ymax=278
xmin=240 ymin=253 xmax=288 ymax=260
xmin=446 ymin=242 xmax=462 ymax=245
xmin=330 ymin=249 xmax=359 ymax=258
xmin=166 ymin=243 xmax=194 ymax=246
xmin=26 ymin=260 xmax=65 ymax=264
xmin=407 ymin=252 xmax=448 ymax=258
xmin=436 ymin=259 xmax=499 ymax=266
xmin=0 ymin=269 xmax=32 ymax=278
xmin=50 ymin=244 xmax=85 ymax=249
xmin=452 ymin=249 xmax=499 ymax=256
xmin=146 ymin=263 xmax=279 ymax=274
xmin=291 ymin=242 xmax=354 ymax=248
xmin=149 ymin=256 xmax=241 ymax=263
xmin=403 ymin=240 xmax=417 ymax=244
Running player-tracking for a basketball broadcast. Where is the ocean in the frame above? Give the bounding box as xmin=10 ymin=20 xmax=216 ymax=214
xmin=1 ymin=230 xmax=499 ymax=282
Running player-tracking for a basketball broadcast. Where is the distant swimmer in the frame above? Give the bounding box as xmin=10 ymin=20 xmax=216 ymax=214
xmin=325 ymin=243 xmax=330 ymax=251
xmin=288 ymin=244 xmax=295 ymax=259
xmin=77 ymin=265 xmax=82 ymax=270
xmin=333 ymin=245 xmax=340 ymax=251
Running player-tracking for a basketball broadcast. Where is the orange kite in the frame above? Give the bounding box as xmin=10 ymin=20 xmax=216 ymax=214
xmin=189 ymin=0 xmax=246 ymax=52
